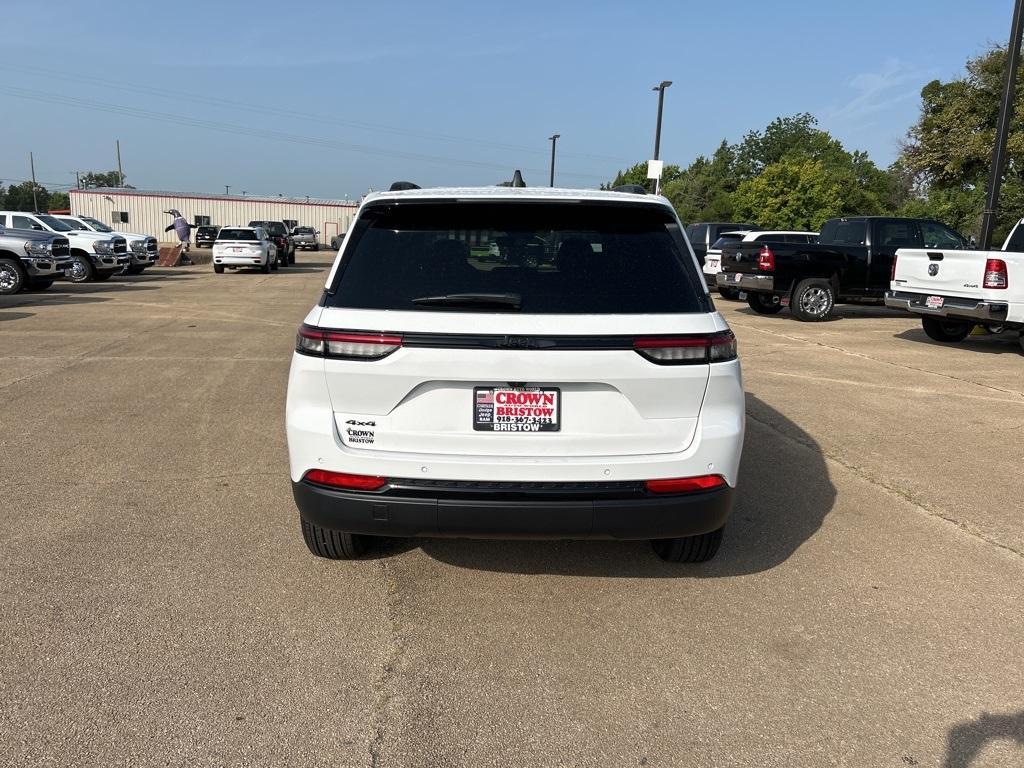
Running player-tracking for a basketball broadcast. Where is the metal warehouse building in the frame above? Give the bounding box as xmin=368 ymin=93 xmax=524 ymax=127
xmin=69 ymin=188 xmax=358 ymax=245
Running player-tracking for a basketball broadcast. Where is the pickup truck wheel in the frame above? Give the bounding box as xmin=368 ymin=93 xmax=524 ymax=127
xmin=67 ymin=254 xmax=95 ymax=283
xmin=921 ymin=316 xmax=971 ymax=343
xmin=651 ymin=527 xmax=723 ymax=563
xmin=1019 ymin=330 xmax=1024 ymax=354
xmin=124 ymin=265 xmax=145 ymax=275
xmin=260 ymin=260 xmax=271 ymax=274
xmin=791 ymin=278 xmax=835 ymax=321
xmin=93 ymin=271 xmax=114 ymax=282
xmin=0 ymin=258 xmax=26 ymax=295
xmin=301 ymin=518 xmax=371 ymax=559
xmin=213 ymin=264 xmax=224 ymax=274
xmin=718 ymin=287 xmax=741 ymax=300
xmin=746 ymin=292 xmax=784 ymax=315
xmin=25 ymin=279 xmax=54 ymax=292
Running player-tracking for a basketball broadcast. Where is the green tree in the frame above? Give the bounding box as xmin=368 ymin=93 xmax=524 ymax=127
xmin=731 ymin=157 xmax=880 ymax=230
xmin=899 ymin=46 xmax=1024 ymax=241
xmin=3 ymin=182 xmax=49 ymax=211
xmin=80 ymin=170 xmax=128 ymax=188
xmin=47 ymin=190 xmax=70 ymax=210
xmin=732 ymin=113 xmax=849 ymax=180
xmin=662 ymin=141 xmax=739 ymax=221
xmin=605 ymin=161 xmax=681 ymax=190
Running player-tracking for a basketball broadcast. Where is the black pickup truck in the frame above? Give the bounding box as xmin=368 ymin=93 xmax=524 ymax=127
xmin=717 ymin=216 xmax=970 ymax=321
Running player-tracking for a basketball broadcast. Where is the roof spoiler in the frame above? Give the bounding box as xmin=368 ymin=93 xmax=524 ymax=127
xmin=612 ymin=184 xmax=647 ymax=195
xmin=389 ymin=181 xmax=420 ymax=191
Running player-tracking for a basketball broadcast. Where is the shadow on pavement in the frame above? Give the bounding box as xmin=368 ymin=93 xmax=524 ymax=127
xmin=0 ymin=310 xmax=34 ymax=321
xmin=943 ymin=710 xmax=1024 ymax=767
xmin=894 ymin=327 xmax=1023 ymax=355
xmin=414 ymin=395 xmax=836 ymax=577
xmin=731 ymin=305 xmax=908 ymax=322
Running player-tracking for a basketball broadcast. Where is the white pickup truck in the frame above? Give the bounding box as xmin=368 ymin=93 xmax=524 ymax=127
xmin=886 ymin=219 xmax=1024 ymax=352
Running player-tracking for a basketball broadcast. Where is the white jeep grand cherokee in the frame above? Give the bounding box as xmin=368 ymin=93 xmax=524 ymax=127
xmin=286 ymin=184 xmax=745 ymax=562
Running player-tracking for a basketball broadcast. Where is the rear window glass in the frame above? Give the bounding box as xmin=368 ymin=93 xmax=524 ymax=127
xmin=710 ymin=234 xmax=745 ymax=249
xmin=197 ymin=226 xmax=218 ymax=236
xmin=294 ymin=226 xmax=314 ymax=234
xmin=821 ymin=220 xmax=866 ymax=245
xmin=328 ymin=202 xmax=707 ymax=314
xmin=251 ymin=221 xmax=287 ymax=236
xmin=218 ymin=228 xmax=258 ymax=241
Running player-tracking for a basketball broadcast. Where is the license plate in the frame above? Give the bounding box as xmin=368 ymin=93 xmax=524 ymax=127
xmin=706 ymin=259 xmax=719 ymax=270
xmin=925 ymin=296 xmax=945 ymax=309
xmin=474 ymin=387 xmax=560 ymax=432
xmin=231 ymin=247 xmax=242 ymax=252
xmin=738 ymin=291 xmax=747 ymax=300
xmin=734 ymin=273 xmax=743 ymax=283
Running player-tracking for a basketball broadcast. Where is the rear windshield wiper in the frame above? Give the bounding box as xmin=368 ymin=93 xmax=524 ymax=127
xmin=412 ymin=292 xmax=522 ymax=310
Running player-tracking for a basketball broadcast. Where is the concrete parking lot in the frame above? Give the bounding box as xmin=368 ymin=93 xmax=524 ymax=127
xmin=1 ymin=261 xmax=1022 ymax=767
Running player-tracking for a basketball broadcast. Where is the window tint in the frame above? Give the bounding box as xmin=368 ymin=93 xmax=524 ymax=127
xmin=294 ymin=226 xmax=314 ymax=234
xmin=878 ymin=221 xmax=923 ymax=249
xmin=920 ymin=221 xmax=967 ymax=249
xmin=328 ymin=202 xmax=707 ymax=315
xmin=12 ymin=215 xmax=40 ymax=230
xmin=710 ymin=234 xmax=744 ymax=249
xmin=820 ymin=220 xmax=866 ymax=245
xmin=782 ymin=234 xmax=815 ymax=243
xmin=81 ymin=216 xmax=114 ymax=232
xmin=688 ymin=224 xmax=708 ymax=247
xmin=1005 ymin=222 xmax=1024 ymax=252
xmin=217 ymin=228 xmax=258 ymax=241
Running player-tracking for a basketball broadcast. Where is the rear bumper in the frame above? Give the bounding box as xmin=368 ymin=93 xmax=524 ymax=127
xmin=292 ymin=479 xmax=734 ymax=540
xmin=717 ymin=272 xmax=774 ymax=292
xmin=214 ymin=253 xmax=268 ymax=266
xmin=885 ymin=290 xmax=1010 ymax=322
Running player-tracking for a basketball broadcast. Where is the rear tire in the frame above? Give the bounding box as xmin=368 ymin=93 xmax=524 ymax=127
xmin=260 ymin=260 xmax=271 ymax=274
xmin=25 ymin=279 xmax=54 ymax=292
xmin=1019 ymin=330 xmax=1024 ymax=354
xmin=718 ymin=287 xmax=741 ymax=301
xmin=0 ymin=257 xmax=26 ymax=295
xmin=93 ymin=271 xmax=114 ymax=282
xmin=125 ymin=265 xmax=145 ymax=275
xmin=791 ymin=278 xmax=835 ymax=322
xmin=301 ymin=518 xmax=371 ymax=559
xmin=213 ymin=265 xmax=224 ymax=274
xmin=921 ymin=316 xmax=971 ymax=343
xmin=651 ymin=527 xmax=723 ymax=563
xmin=746 ymin=292 xmax=783 ymax=315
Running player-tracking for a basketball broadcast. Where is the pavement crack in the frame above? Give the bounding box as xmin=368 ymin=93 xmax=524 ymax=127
xmin=369 ymin=552 xmax=403 ymax=768
xmin=746 ymin=408 xmax=1024 ymax=562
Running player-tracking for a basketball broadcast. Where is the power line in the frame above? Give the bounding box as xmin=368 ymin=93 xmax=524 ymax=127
xmin=0 ymin=63 xmax=632 ymax=166
xmin=0 ymin=85 xmax=610 ymax=183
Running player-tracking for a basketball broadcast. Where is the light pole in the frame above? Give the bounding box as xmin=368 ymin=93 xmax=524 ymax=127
xmin=548 ymin=134 xmax=560 ymax=187
xmin=651 ymin=80 xmax=672 ymax=194
xmin=980 ymin=0 xmax=1024 ymax=249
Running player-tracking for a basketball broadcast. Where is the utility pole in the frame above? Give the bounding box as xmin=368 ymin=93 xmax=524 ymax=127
xmin=225 ymin=185 xmax=231 ymax=195
xmin=75 ymin=171 xmax=81 ymax=190
xmin=548 ymin=134 xmax=560 ymax=187
xmin=116 ymin=139 xmax=124 ymax=187
xmin=29 ymin=152 xmax=39 ymax=212
xmin=980 ymin=0 xmax=1024 ymax=249
xmin=650 ymin=81 xmax=673 ymax=194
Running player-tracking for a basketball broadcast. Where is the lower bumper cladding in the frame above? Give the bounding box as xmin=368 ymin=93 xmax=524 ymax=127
xmin=716 ymin=272 xmax=774 ymax=292
xmin=292 ymin=476 xmax=735 ymax=540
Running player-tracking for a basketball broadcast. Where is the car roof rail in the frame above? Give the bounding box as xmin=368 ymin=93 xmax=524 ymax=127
xmin=612 ymin=184 xmax=647 ymax=194
xmin=389 ymin=181 xmax=420 ymax=191
xmin=510 ymin=170 xmax=527 ymax=188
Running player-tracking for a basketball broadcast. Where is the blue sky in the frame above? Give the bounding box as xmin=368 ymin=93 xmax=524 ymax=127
xmin=0 ymin=0 xmax=1014 ymax=199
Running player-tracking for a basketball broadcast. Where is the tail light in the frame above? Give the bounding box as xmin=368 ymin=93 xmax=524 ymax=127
xmin=635 ymin=331 xmax=737 ymax=364
xmin=646 ymin=475 xmax=726 ymax=494
xmin=983 ymin=258 xmax=1008 ymax=289
xmin=303 ymin=469 xmax=387 ymax=491
xmin=757 ymin=245 xmax=775 ymax=271
xmin=890 ymin=255 xmax=897 ymax=281
xmin=296 ymin=325 xmax=402 ymax=360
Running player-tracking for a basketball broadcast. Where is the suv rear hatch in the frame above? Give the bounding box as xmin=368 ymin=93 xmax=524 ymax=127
xmin=313 ymin=200 xmax=726 ymax=459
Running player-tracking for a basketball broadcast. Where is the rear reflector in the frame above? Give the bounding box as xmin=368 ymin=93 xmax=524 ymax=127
xmin=634 ymin=331 xmax=737 ymax=364
xmin=983 ymin=258 xmax=1008 ymax=289
xmin=297 ymin=326 xmax=402 ymax=359
xmin=303 ymin=469 xmax=387 ymax=491
xmin=645 ymin=475 xmax=726 ymax=494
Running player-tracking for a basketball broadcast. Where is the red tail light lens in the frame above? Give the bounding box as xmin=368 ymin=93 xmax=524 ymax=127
xmin=296 ymin=326 xmax=402 ymax=360
xmin=983 ymin=258 xmax=1008 ymax=289
xmin=646 ymin=475 xmax=726 ymax=494
xmin=757 ymin=245 xmax=775 ymax=271
xmin=303 ymin=469 xmax=387 ymax=491
xmin=635 ymin=331 xmax=737 ymax=364
xmin=890 ymin=255 xmax=898 ymax=282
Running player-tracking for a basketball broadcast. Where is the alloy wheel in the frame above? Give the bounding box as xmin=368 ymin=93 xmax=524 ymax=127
xmin=800 ymin=287 xmax=830 ymax=316
xmin=0 ymin=262 xmax=19 ymax=292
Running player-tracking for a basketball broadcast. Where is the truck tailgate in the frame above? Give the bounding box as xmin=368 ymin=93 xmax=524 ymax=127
xmin=892 ymin=248 xmax=1005 ymax=298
